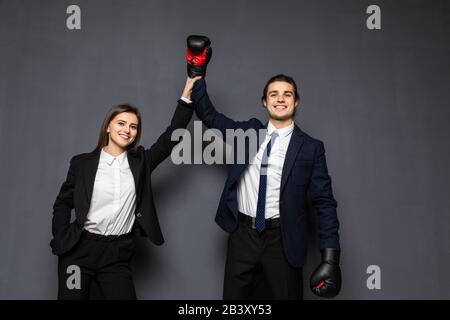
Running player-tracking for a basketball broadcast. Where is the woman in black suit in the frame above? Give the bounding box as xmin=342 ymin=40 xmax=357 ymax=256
xmin=50 ymin=85 xmax=196 ymax=299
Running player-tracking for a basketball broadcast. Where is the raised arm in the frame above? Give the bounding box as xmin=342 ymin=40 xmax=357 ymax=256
xmin=145 ymin=101 xmax=194 ymax=172
xmin=184 ymin=77 xmax=260 ymax=135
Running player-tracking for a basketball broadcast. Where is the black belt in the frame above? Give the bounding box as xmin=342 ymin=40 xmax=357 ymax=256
xmin=81 ymin=230 xmax=133 ymax=242
xmin=238 ymin=212 xmax=281 ymax=229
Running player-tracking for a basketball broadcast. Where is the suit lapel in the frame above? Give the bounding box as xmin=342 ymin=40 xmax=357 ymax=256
xmin=127 ymin=149 xmax=141 ymax=195
xmin=83 ymin=149 xmax=101 ymax=205
xmin=280 ymin=125 xmax=305 ymax=194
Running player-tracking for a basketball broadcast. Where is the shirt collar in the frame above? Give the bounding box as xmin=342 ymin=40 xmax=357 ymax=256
xmin=100 ymin=148 xmax=127 ymax=166
xmin=267 ymin=120 xmax=295 ymax=139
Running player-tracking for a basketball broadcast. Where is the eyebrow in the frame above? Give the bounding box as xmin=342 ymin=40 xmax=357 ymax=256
xmin=268 ymin=90 xmax=294 ymax=95
xmin=116 ymin=119 xmax=138 ymax=126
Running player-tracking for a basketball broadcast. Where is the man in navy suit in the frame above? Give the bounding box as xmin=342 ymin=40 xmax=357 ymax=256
xmin=182 ymin=36 xmax=342 ymax=300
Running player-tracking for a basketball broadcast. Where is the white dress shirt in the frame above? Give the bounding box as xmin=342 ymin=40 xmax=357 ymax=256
xmin=84 ymin=148 xmax=136 ymax=235
xmin=237 ymin=120 xmax=294 ymax=219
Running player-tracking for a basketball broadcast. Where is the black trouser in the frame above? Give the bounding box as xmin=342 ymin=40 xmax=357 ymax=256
xmin=223 ymin=213 xmax=303 ymax=300
xmin=57 ymin=230 xmax=136 ymax=300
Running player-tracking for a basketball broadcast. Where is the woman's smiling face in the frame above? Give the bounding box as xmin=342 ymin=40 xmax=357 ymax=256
xmin=107 ymin=112 xmax=139 ymax=150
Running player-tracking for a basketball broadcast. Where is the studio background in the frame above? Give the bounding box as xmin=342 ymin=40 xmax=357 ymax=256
xmin=0 ymin=0 xmax=449 ymax=299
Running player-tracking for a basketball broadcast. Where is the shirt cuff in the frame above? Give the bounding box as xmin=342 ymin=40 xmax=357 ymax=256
xmin=180 ymin=96 xmax=192 ymax=104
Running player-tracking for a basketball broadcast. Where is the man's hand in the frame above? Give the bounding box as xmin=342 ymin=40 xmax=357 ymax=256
xmin=310 ymin=248 xmax=342 ymax=298
xmin=181 ymin=76 xmax=202 ymax=101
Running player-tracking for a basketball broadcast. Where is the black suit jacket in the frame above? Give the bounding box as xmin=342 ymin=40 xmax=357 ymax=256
xmin=50 ymin=103 xmax=193 ymax=256
xmin=192 ymin=79 xmax=340 ymax=268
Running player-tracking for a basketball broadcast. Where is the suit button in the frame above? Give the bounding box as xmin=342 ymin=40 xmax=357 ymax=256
xmin=136 ymin=212 xmax=142 ymax=218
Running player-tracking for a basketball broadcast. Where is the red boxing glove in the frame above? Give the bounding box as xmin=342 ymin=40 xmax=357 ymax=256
xmin=186 ymin=47 xmax=209 ymax=67
xmin=186 ymin=35 xmax=212 ymax=78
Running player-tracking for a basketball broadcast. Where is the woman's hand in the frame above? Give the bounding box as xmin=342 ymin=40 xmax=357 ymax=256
xmin=181 ymin=76 xmax=202 ymax=100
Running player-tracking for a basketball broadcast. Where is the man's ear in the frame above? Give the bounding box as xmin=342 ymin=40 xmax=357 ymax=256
xmin=262 ymin=99 xmax=267 ymax=108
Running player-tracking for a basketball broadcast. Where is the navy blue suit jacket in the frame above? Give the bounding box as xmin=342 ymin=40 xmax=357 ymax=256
xmin=192 ymin=79 xmax=340 ymax=268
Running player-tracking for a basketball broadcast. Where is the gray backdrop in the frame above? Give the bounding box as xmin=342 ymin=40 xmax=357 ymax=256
xmin=0 ymin=0 xmax=449 ymax=299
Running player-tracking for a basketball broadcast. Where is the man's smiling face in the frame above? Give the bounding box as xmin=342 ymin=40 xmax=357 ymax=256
xmin=263 ymin=81 xmax=299 ymax=123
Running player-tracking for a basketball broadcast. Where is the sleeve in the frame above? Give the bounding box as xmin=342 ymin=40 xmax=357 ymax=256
xmin=144 ymin=102 xmax=194 ymax=172
xmin=308 ymin=140 xmax=341 ymax=250
xmin=51 ymin=156 xmax=76 ymax=238
xmin=191 ymin=79 xmax=261 ymax=136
